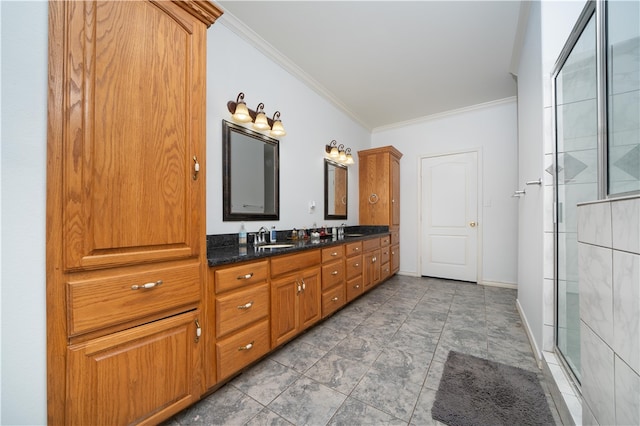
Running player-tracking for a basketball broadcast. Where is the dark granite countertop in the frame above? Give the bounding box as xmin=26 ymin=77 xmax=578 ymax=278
xmin=207 ymin=226 xmax=389 ymax=267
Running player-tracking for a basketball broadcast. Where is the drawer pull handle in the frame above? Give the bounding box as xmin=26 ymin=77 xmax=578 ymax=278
xmin=354 ymin=263 xmax=360 ymax=267
xmin=331 ymin=296 xmax=339 ymax=302
xmin=237 ymin=272 xmax=254 ymax=280
xmin=372 ymin=257 xmax=376 ymax=263
xmin=238 ymin=341 xmax=254 ymax=351
xmin=131 ymin=280 xmax=162 ymax=290
xmin=354 ymin=284 xmax=360 ymax=289
xmin=354 ymin=247 xmax=360 ymax=251
xmin=238 ymin=301 xmax=254 ymax=310
xmin=331 ymin=271 xmax=339 ymax=276
xmin=195 ymin=319 xmax=201 ymax=343
xmin=331 ymin=252 xmax=338 ymax=256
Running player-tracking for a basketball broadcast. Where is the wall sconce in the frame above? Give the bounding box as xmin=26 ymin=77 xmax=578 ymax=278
xmin=325 ymin=140 xmax=354 ymax=165
xmin=227 ymin=92 xmax=287 ymax=137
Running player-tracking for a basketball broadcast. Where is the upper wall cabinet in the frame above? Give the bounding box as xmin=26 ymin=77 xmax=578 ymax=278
xmin=47 ymin=1 xmax=221 ymax=424
xmin=358 ymin=146 xmax=403 ymax=229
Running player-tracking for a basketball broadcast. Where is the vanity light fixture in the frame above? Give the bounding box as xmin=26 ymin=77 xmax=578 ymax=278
xmin=230 ymin=92 xmax=251 ymax=123
xmin=270 ymin=111 xmax=286 ymax=137
xmin=325 ymin=140 xmax=354 ymax=166
xmin=227 ymin=92 xmax=287 ymax=137
xmin=253 ymin=103 xmax=270 ymax=131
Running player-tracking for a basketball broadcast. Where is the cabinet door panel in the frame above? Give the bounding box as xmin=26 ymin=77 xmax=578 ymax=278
xmin=271 ymin=276 xmax=298 ymax=347
xmin=63 ymin=0 xmax=204 ymax=270
xmin=321 ymin=260 xmax=344 ymax=291
xmin=216 ymin=319 xmax=270 ymax=381
xmin=67 ymin=310 xmax=201 ymax=425
xmin=300 ymin=268 xmax=322 ymax=331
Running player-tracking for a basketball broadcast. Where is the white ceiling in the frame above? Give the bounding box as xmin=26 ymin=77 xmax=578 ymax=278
xmin=217 ymin=1 xmax=526 ymax=131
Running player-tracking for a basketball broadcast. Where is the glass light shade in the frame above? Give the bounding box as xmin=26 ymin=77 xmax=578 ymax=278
xmin=253 ymin=112 xmax=270 ymax=130
xmin=330 ymin=147 xmax=339 ymax=158
xmin=345 ymin=153 xmax=354 ymax=164
xmin=339 ymin=150 xmax=347 ymax=162
xmin=232 ymin=102 xmax=251 ymax=123
xmin=270 ymin=120 xmax=286 ymax=137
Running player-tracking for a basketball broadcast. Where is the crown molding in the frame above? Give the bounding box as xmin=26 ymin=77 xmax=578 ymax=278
xmin=372 ymin=97 xmax=518 ymax=134
xmin=219 ymin=12 xmax=371 ymax=131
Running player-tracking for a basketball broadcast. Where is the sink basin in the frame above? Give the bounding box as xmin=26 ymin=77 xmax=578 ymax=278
xmin=344 ymin=233 xmax=365 ymax=237
xmin=257 ymin=244 xmax=295 ymax=249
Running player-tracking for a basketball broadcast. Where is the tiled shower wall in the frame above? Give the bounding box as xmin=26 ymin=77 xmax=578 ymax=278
xmin=577 ymin=197 xmax=640 ymax=425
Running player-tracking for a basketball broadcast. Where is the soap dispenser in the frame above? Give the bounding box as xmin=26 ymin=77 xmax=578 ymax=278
xmin=239 ymin=223 xmax=247 ymax=246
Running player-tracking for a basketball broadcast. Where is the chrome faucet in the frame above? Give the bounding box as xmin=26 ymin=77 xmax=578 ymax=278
xmin=256 ymin=226 xmax=270 ymax=244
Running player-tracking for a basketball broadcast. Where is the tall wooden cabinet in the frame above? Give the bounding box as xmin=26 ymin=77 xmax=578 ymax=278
xmin=46 ymin=1 xmax=222 ymax=424
xmin=358 ymin=146 xmax=403 ymax=274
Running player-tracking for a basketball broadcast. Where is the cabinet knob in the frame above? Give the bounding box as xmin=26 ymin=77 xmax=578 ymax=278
xmin=331 ymin=252 xmax=338 ymax=256
xmin=354 ymin=263 xmax=360 ymax=267
xmin=331 ymin=296 xmax=339 ymax=302
xmin=331 ymin=270 xmax=339 ymax=276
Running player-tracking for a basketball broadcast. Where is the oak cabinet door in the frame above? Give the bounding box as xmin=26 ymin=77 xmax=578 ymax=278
xmin=271 ymin=275 xmax=299 ymax=347
xmin=299 ymin=267 xmax=322 ymax=331
xmin=62 ymin=0 xmax=206 ymax=271
xmin=66 ymin=310 xmax=202 ymax=426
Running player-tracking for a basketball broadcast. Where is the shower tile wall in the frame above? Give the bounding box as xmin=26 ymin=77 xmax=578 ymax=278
xmin=577 ymin=197 xmax=640 ymax=426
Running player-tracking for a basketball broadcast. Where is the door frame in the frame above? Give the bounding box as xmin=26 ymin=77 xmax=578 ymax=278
xmin=418 ymin=148 xmax=483 ymax=283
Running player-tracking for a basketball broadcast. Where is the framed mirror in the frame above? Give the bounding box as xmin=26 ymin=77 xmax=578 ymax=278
xmin=324 ymin=159 xmax=348 ymax=220
xmin=222 ymin=120 xmax=279 ymax=221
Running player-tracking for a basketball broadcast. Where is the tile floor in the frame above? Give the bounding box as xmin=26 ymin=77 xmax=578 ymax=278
xmin=165 ymin=275 xmax=562 ymax=425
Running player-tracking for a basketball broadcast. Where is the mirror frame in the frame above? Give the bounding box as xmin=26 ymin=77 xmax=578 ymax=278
xmin=222 ymin=120 xmax=280 ymax=221
xmin=324 ymin=159 xmax=348 ymax=220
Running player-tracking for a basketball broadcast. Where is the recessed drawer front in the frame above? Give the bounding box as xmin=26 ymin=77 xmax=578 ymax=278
xmin=380 ymin=246 xmax=390 ymax=264
xmin=391 ymin=231 xmax=400 ymax=245
xmin=270 ymin=250 xmax=320 ymax=277
xmin=381 ymin=262 xmax=391 ymax=281
xmin=321 ymin=246 xmax=344 ymax=263
xmin=345 ymin=241 xmax=362 ymax=257
xmin=322 ymin=285 xmax=345 ymax=318
xmin=362 ymin=238 xmax=380 ymax=252
xmin=217 ymin=319 xmax=270 ymax=381
xmin=380 ymin=235 xmax=391 ymax=246
xmin=215 ymin=260 xmax=268 ymax=294
xmin=346 ymin=275 xmax=363 ymax=302
xmin=67 ymin=263 xmax=200 ymax=336
xmin=216 ymin=283 xmax=269 ymax=338
xmin=321 ymin=260 xmax=344 ymax=291
xmin=345 ymin=255 xmax=362 ymax=280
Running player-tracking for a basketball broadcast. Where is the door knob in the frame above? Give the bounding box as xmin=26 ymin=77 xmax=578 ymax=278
xmin=469 ymin=221 xmax=476 ymax=227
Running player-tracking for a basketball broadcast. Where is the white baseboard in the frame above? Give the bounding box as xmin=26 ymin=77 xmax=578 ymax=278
xmin=481 ymin=280 xmax=517 ymax=289
xmin=516 ymin=299 xmax=543 ymax=368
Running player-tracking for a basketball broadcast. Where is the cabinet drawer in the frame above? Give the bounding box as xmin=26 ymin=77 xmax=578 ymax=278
xmin=346 ymin=275 xmax=363 ymax=302
xmin=380 ymin=245 xmax=390 ymax=264
xmin=345 ymin=241 xmax=362 ymax=257
xmin=362 ymin=238 xmax=380 ymax=251
xmin=380 ymin=235 xmax=391 ymax=246
xmin=321 ymin=246 xmax=344 ymax=263
xmin=216 ymin=283 xmax=269 ymax=338
xmin=217 ymin=319 xmax=270 ymax=381
xmin=321 ymin=260 xmax=345 ymax=291
xmin=215 ymin=260 xmax=268 ymax=294
xmin=345 ymin=255 xmax=362 ymax=280
xmin=391 ymin=231 xmax=400 ymax=245
xmin=67 ymin=263 xmax=200 ymax=336
xmin=322 ymin=285 xmax=345 ymax=318
xmin=381 ymin=262 xmax=391 ymax=281
xmin=270 ymin=250 xmax=320 ymax=277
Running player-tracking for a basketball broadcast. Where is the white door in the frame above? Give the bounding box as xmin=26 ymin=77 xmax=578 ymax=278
xmin=421 ymin=152 xmax=478 ymax=282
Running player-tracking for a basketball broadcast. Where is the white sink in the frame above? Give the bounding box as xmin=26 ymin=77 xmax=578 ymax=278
xmin=257 ymin=244 xmax=295 ymax=249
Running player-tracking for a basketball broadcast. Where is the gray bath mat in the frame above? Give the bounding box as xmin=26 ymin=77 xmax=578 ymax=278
xmin=432 ymin=351 xmax=555 ymax=426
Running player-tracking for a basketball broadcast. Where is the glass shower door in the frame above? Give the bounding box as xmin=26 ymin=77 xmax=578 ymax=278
xmin=554 ymin=11 xmax=598 ymax=383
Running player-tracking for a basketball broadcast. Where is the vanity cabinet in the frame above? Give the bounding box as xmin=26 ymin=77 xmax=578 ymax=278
xmin=46 ymin=1 xmax=221 ymax=423
xmin=345 ymin=241 xmax=364 ymax=302
xmin=209 ymin=260 xmax=271 ymax=384
xmin=358 ymin=146 xmax=402 ymax=275
xmin=362 ymin=238 xmax=382 ymax=290
xmin=271 ymin=251 xmax=322 ymax=347
xmin=321 ymin=246 xmax=346 ymax=318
